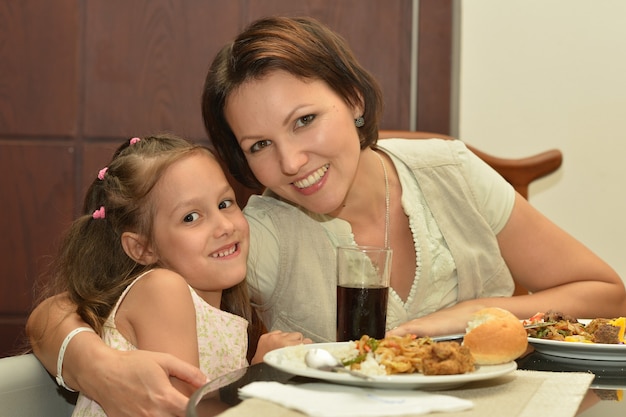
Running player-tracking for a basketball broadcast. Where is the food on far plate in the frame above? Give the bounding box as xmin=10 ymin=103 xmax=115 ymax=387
xmin=463 ymin=307 xmax=529 ymax=365
xmin=524 ymin=311 xmax=626 ymax=344
xmin=344 ymin=334 xmax=475 ymax=376
xmin=586 ymin=316 xmax=626 ymax=344
xmin=593 ymin=388 xmax=624 ymax=402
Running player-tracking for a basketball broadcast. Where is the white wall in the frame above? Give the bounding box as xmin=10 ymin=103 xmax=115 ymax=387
xmin=455 ymin=0 xmax=626 ymax=284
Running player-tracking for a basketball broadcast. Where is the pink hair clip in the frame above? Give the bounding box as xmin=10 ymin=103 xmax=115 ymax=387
xmin=130 ymin=137 xmax=141 ymax=145
xmin=97 ymin=167 xmax=108 ymax=180
xmin=92 ymin=206 xmax=106 ymax=219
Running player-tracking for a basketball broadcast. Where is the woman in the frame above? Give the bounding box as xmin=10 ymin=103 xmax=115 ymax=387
xmin=202 ymin=16 xmax=625 ymax=339
xmin=27 ymin=16 xmax=626 ymax=417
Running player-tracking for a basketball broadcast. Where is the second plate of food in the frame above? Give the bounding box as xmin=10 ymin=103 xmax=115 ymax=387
xmin=527 ymin=319 xmax=626 ymax=361
xmin=528 ymin=337 xmax=626 ymax=361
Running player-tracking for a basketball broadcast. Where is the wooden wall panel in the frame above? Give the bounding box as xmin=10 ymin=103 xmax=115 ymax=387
xmin=416 ymin=0 xmax=453 ymax=134
xmin=0 ymin=0 xmax=453 ymax=357
xmin=0 ymin=0 xmax=79 ymax=136
xmin=0 ymin=143 xmax=75 ymax=356
xmin=82 ymin=0 xmax=241 ymax=140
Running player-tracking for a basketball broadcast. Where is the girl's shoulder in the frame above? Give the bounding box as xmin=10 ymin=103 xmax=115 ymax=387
xmin=115 ymin=268 xmax=196 ymax=346
xmin=129 ymin=268 xmax=188 ymax=291
xmin=117 ymin=269 xmax=193 ymax=318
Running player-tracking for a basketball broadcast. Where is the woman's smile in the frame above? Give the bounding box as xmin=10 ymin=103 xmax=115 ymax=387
xmin=292 ymin=163 xmax=330 ymax=189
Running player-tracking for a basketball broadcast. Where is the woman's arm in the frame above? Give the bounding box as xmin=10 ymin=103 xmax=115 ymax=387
xmin=26 ymin=292 xmax=207 ymax=417
xmin=388 ymin=193 xmax=626 ymax=337
xmin=496 ymin=193 xmax=626 ymax=318
xmin=26 ymin=293 xmax=96 ymax=383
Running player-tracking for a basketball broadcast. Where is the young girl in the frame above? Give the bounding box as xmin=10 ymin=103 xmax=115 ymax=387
xmin=40 ymin=134 xmax=308 ymax=416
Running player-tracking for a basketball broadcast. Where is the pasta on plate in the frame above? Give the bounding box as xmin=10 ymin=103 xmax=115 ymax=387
xmin=347 ymin=335 xmax=475 ymax=376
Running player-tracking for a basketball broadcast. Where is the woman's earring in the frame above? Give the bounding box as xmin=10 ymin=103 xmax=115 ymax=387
xmin=355 ymin=116 xmax=365 ymax=128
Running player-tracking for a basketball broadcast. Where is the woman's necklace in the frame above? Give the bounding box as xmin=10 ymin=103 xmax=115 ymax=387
xmin=374 ymin=150 xmax=391 ymax=248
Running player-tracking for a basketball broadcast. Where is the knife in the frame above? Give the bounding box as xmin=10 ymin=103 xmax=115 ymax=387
xmin=431 ymin=322 xmax=557 ymax=342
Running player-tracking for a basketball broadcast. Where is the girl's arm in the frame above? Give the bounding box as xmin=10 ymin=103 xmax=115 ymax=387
xmin=118 ymin=269 xmax=203 ymax=397
xmin=250 ymin=330 xmax=313 ymax=364
xmin=26 ymin=292 xmax=206 ymax=417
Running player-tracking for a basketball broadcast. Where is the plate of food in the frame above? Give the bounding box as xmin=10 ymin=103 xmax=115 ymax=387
xmin=528 ymin=338 xmax=626 ymax=361
xmin=263 ymin=335 xmax=517 ymax=390
xmin=525 ymin=312 xmax=626 ymax=361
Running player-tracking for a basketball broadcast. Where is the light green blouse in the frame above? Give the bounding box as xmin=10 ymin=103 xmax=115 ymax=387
xmin=244 ymin=138 xmax=516 ymax=342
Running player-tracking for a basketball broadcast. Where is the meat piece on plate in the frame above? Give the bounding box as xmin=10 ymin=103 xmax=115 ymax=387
xmin=592 ymin=324 xmax=620 ymax=344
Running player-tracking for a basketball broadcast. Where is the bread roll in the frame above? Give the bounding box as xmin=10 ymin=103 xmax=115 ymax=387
xmin=463 ymin=307 xmax=528 ymax=365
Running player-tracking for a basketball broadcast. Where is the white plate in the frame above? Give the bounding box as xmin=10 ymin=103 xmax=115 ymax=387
xmin=528 ymin=338 xmax=626 ymax=361
xmin=527 ymin=319 xmax=626 ymax=361
xmin=263 ymin=342 xmax=517 ymax=390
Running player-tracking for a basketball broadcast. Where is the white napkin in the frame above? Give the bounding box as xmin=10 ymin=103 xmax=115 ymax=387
xmin=238 ymin=381 xmax=474 ymax=417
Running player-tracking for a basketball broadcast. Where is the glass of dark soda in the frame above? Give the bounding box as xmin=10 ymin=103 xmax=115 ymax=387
xmin=336 ymin=245 xmax=392 ymax=342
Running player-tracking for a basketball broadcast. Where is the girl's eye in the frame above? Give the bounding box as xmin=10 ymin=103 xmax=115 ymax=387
xmin=295 ymin=114 xmax=315 ymax=128
xmin=219 ymin=199 xmax=234 ymax=210
xmin=183 ymin=212 xmax=200 ymax=223
xmin=250 ymin=139 xmax=271 ymax=154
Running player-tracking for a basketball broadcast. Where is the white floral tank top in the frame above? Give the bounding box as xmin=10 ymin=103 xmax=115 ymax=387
xmin=72 ymin=270 xmax=249 ymax=417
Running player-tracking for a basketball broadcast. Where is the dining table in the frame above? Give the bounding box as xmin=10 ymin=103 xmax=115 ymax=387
xmin=186 ymin=343 xmax=625 ymax=417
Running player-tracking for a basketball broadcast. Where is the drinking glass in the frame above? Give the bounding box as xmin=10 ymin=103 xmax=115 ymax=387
xmin=336 ymin=245 xmax=392 ymax=342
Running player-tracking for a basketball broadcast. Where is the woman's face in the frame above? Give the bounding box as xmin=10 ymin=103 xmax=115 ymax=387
xmin=225 ymin=70 xmax=363 ymax=215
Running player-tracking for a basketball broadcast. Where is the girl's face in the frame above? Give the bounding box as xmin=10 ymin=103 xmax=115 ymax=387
xmin=225 ymin=70 xmax=363 ymax=215
xmin=150 ymin=152 xmax=249 ymax=306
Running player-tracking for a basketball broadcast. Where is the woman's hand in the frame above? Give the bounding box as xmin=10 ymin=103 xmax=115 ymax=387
xmin=386 ymin=301 xmax=487 ymax=338
xmin=81 ymin=349 xmax=207 ymax=417
xmin=251 ymin=330 xmax=313 ymax=364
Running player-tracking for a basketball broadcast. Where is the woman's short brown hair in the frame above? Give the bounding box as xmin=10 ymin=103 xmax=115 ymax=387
xmin=202 ymin=16 xmax=384 ymax=190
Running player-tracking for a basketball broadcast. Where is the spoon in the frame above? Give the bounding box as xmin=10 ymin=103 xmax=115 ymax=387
xmin=304 ymin=348 xmax=374 ymax=380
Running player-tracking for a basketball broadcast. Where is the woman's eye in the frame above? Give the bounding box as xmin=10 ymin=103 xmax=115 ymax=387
xmin=295 ymin=114 xmax=315 ymax=128
xmin=183 ymin=212 xmax=200 ymax=223
xmin=250 ymin=139 xmax=271 ymax=153
xmin=218 ymin=199 xmax=234 ymax=210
